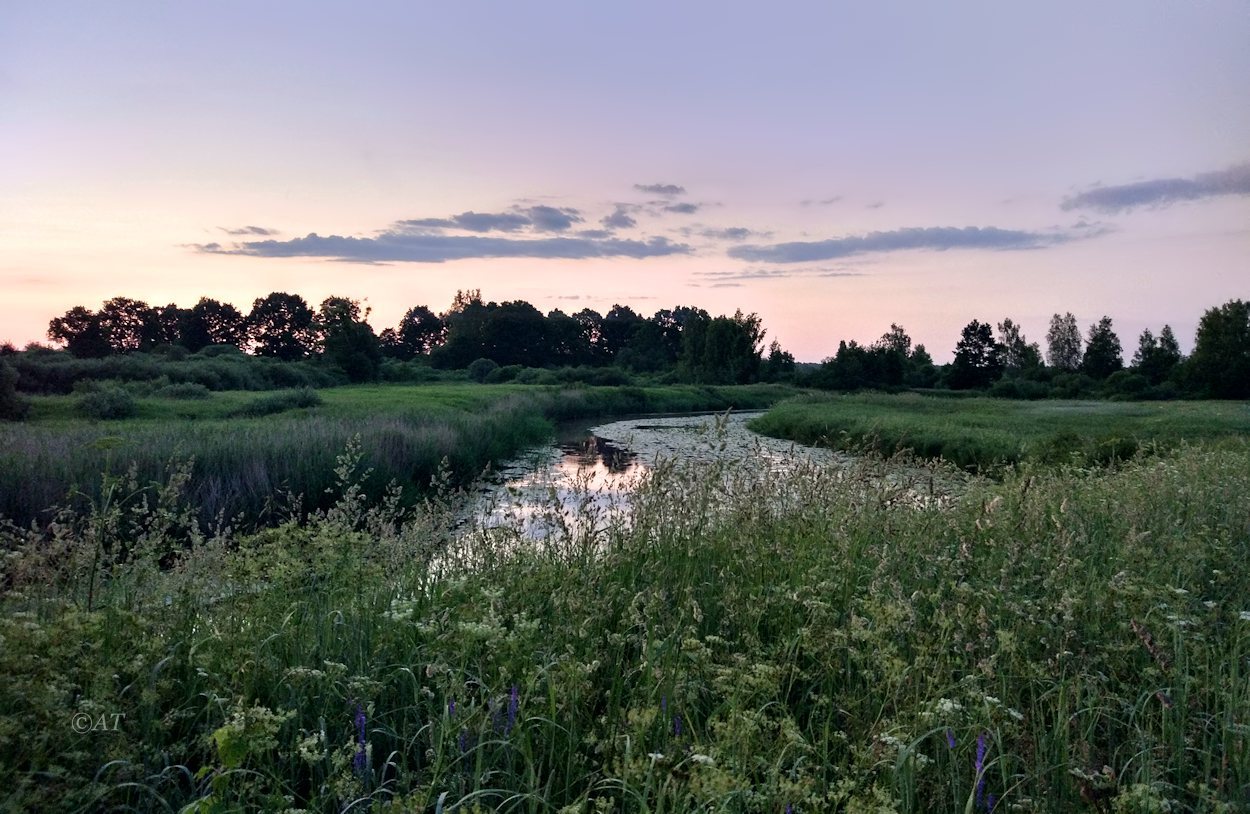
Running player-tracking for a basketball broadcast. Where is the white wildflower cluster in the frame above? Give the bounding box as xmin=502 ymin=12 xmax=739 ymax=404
xmin=689 ymin=753 xmax=716 ymax=766
xmin=1238 ymin=611 xmax=1250 ymax=622
xmin=921 ymin=696 xmax=963 ymax=722
xmin=983 ymin=693 xmax=1025 ymax=722
xmin=384 ymin=597 xmax=420 ymax=622
xmin=296 ymin=729 xmax=326 ymax=764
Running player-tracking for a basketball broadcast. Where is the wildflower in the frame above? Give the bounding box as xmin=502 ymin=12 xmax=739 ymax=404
xmin=1239 ymin=611 xmax=1250 ymax=622
xmin=786 ymin=805 xmax=793 ymax=814
xmin=506 ymin=685 xmax=519 ymax=733
xmin=448 ymin=698 xmax=456 ymax=717
xmin=987 ymin=793 xmax=997 ymax=811
xmin=458 ymin=728 xmax=468 ymax=754
xmin=673 ymin=714 xmax=683 ymax=737
xmin=690 ymin=753 xmax=715 ymax=766
xmin=974 ymin=731 xmax=988 ymax=809
xmin=946 ymin=728 xmax=956 ymax=750
xmin=353 ymin=703 xmax=368 ymax=775
xmin=647 ymin=751 xmax=665 ymax=763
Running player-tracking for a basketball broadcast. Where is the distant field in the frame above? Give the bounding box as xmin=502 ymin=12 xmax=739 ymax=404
xmin=1 ymin=382 xmax=794 ymax=527
xmin=749 ymin=392 xmax=1250 ymax=470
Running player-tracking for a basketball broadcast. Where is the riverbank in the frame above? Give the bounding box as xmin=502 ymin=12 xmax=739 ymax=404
xmin=749 ymin=392 xmax=1250 ymax=470
xmin=0 ymin=382 xmax=795 ymax=528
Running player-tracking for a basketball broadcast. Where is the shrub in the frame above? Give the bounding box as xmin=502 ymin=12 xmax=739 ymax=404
xmin=467 ymin=358 xmax=499 ymax=382
xmin=0 ymin=360 xmax=30 ymax=421
xmin=155 ymin=382 xmax=212 ymax=400
xmin=226 ymin=388 xmax=323 ymax=418
xmin=77 ymin=386 xmax=137 ymax=420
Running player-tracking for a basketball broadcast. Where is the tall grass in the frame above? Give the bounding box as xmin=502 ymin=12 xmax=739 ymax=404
xmin=0 ymin=383 xmax=794 ymax=528
xmin=1 ymin=437 xmax=1247 ymax=811
xmin=750 ymin=392 xmax=1250 ymax=471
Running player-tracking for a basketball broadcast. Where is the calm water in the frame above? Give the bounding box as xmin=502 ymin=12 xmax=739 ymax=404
xmin=462 ymin=411 xmax=838 ymax=540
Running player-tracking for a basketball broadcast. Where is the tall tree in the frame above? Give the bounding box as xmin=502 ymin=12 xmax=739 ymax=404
xmin=394 ymin=306 xmax=446 ymax=359
xmin=1046 ymin=312 xmax=1082 ymax=371
xmin=317 ymin=296 xmax=381 ymax=382
xmin=948 ymin=319 xmax=1004 ymax=389
xmin=247 ymin=292 xmax=317 ymax=360
xmin=97 ymin=297 xmax=158 ymax=353
xmin=997 ymin=318 xmax=1042 ymax=372
xmin=1131 ymin=325 xmax=1183 ymax=385
xmin=1188 ymin=299 xmax=1250 ymax=398
xmin=1081 ymin=316 xmax=1123 ymax=379
xmin=48 ymin=306 xmax=111 ymax=358
xmin=183 ymin=297 xmax=247 ymax=351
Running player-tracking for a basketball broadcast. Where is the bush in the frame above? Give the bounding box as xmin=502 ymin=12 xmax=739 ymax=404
xmin=77 ymin=386 xmax=137 ymax=420
xmin=467 ymin=358 xmax=499 ymax=382
xmin=226 ymin=388 xmax=323 ymax=418
xmin=0 ymin=360 xmax=30 ymax=421
xmin=155 ymin=382 xmax=212 ymax=400
xmin=485 ymin=364 xmax=523 ymax=384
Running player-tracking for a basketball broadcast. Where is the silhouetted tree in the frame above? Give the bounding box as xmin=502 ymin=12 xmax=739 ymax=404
xmin=997 ymin=318 xmax=1042 ymax=372
xmin=394 ymin=306 xmax=445 ymax=359
xmin=183 ymin=297 xmax=248 ymax=351
xmin=247 ymin=292 xmax=317 ymax=360
xmin=599 ymin=305 xmax=645 ymax=361
xmin=761 ymin=339 xmax=796 ymax=381
xmin=482 ymin=300 xmax=548 ymax=366
xmin=1081 ymin=316 xmax=1123 ymax=379
xmin=1131 ymin=325 xmax=1183 ymax=385
xmin=48 ymin=306 xmax=111 ymax=358
xmin=949 ymin=320 xmax=1004 ymax=389
xmin=1046 ymin=312 xmax=1082 ymax=371
xmin=433 ymin=290 xmax=489 ymax=368
xmin=316 ymin=296 xmax=381 ymax=381
xmin=97 ymin=297 xmax=158 ymax=353
xmin=1188 ymin=299 xmax=1250 ymax=398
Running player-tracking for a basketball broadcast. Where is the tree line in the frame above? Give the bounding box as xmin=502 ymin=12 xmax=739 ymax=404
xmin=2 ymin=292 xmax=1245 ymax=416
xmin=808 ymin=302 xmax=1249 ymax=399
xmin=35 ymin=290 xmax=782 ymax=386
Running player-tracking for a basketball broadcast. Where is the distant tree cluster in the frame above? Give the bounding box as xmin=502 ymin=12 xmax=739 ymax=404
xmin=40 ymin=291 xmax=775 ymax=386
xmin=800 ymin=299 xmax=1248 ymax=400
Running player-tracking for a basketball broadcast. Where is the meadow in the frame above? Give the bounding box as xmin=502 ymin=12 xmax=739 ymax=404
xmin=749 ymin=392 xmax=1250 ymax=471
xmin=0 ymin=382 xmax=792 ymax=529
xmin=1 ymin=389 xmax=1248 ymax=812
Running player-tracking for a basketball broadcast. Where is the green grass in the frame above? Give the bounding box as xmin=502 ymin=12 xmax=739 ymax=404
xmin=1 ymin=439 xmax=1247 ymax=811
xmin=749 ymin=392 xmax=1250 ymax=470
xmin=0 ymin=382 xmax=795 ymax=528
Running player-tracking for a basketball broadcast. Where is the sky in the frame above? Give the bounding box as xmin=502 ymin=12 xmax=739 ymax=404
xmin=2 ymin=1 xmax=1247 ymax=362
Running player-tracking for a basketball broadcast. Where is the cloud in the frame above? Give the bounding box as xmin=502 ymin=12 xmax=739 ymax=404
xmin=1061 ymin=162 xmax=1250 ymax=213
xmin=664 ymin=202 xmax=699 ymax=214
xmin=526 ymin=205 xmax=583 ymax=232
xmin=699 ymin=226 xmax=757 ymax=241
xmin=800 ymin=196 xmax=843 ymax=207
xmin=696 ymin=268 xmax=864 ymax=282
xmin=220 ymin=225 xmax=279 ymax=236
xmin=197 ymin=230 xmax=691 ymax=263
xmin=397 ymin=205 xmax=582 ymax=234
xmin=866 ymin=201 xmax=885 ymax=209
xmin=730 ymin=225 xmax=1079 ymax=263
xmin=634 ymin=183 xmax=686 ymax=196
xmin=601 ymin=206 xmax=637 ymax=230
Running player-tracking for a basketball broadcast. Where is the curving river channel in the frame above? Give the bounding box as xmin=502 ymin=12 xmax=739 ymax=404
xmin=461 ymin=410 xmax=841 ymax=540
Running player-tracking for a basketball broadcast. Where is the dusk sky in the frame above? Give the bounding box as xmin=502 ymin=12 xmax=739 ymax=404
xmin=2 ymin=2 xmax=1247 ymax=361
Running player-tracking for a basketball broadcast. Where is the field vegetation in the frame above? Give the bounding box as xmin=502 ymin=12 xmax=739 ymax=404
xmin=0 ymin=383 xmax=793 ymax=529
xmin=750 ymin=393 xmax=1250 ymax=471
xmin=1 ymin=430 xmax=1247 ymax=811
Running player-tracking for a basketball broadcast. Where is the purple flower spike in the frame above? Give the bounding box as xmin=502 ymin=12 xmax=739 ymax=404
xmin=506 ymin=685 xmax=519 ymax=733
xmin=661 ymin=695 xmax=667 ymax=716
xmin=674 ymin=714 xmax=682 ymax=737
xmin=974 ymin=731 xmax=989 ymax=808
xmin=353 ymin=702 xmax=368 ymax=774
xmin=986 ymin=793 xmax=998 ymax=812
xmin=946 ymin=728 xmax=956 ymax=750
xmin=786 ymin=805 xmax=794 ymax=814
xmin=448 ymin=698 xmax=456 ymax=716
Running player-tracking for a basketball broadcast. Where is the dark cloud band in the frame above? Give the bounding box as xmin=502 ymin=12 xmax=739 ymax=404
xmin=1062 ymin=163 xmax=1250 ymax=213
xmin=730 ymin=225 xmax=1076 ymax=263
xmin=196 ymin=231 xmax=690 ymax=263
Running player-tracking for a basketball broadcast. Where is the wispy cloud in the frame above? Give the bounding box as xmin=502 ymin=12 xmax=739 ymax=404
xmin=1062 ymin=162 xmax=1250 ymax=213
xmin=800 ymin=196 xmax=843 ymax=207
xmin=634 ymin=183 xmax=686 ymax=196
xmin=730 ymin=225 xmax=1081 ymax=263
xmin=220 ymin=225 xmax=279 ymax=236
xmin=698 ymin=226 xmax=757 ymax=241
xmin=694 ymin=267 xmax=864 ymax=282
xmin=398 ymin=205 xmax=581 ymax=233
xmin=601 ymin=205 xmax=637 ymax=230
xmin=664 ymin=202 xmax=699 ymax=214
xmin=196 ymin=230 xmax=691 ymax=263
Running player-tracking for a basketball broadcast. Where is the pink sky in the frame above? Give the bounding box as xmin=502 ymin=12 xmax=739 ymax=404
xmin=2 ymin=2 xmax=1247 ymax=361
